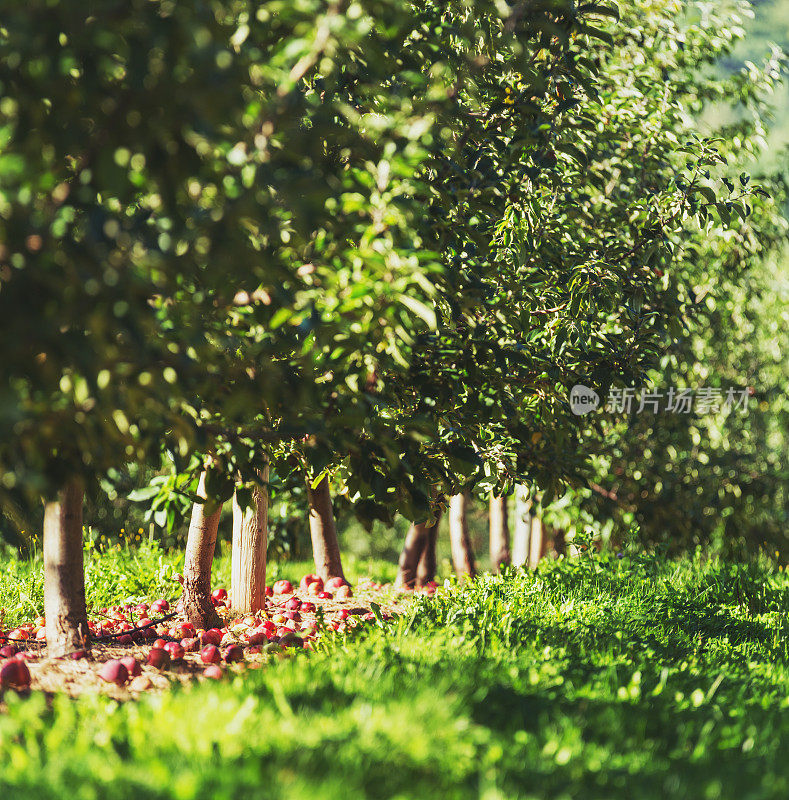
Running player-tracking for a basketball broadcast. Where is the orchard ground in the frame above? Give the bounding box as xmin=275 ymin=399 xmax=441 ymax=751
xmin=3 ymin=547 xmax=789 ymax=798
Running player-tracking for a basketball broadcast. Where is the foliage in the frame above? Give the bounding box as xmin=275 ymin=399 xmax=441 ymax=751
xmin=4 ymin=551 xmax=789 ymax=797
xmin=542 ymin=0 xmax=789 ymax=555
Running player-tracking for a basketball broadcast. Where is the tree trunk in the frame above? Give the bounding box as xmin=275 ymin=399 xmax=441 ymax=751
xmin=231 ymin=466 xmax=268 ymax=614
xmin=395 ymin=522 xmax=428 ymax=590
xmin=449 ymin=492 xmax=476 ymax=578
xmin=307 ymin=475 xmax=345 ymax=581
xmin=416 ymin=515 xmax=440 ymax=586
xmin=489 ymin=494 xmax=511 ymax=572
xmin=44 ymin=478 xmax=89 ymax=657
xmin=511 ymin=486 xmax=531 ymax=567
xmin=182 ymin=472 xmax=223 ymax=629
xmin=528 ymin=513 xmax=543 ymax=569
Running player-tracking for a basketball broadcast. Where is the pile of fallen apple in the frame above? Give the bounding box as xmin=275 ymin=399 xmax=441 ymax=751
xmin=0 ymin=573 xmax=419 ymax=692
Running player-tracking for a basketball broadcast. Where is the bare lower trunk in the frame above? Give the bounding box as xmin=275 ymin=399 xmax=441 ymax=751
xmin=416 ymin=515 xmax=440 ymax=586
xmin=307 ymin=476 xmax=345 ymax=581
xmin=44 ymin=478 xmax=89 ymax=657
xmin=511 ymin=486 xmax=532 ymax=567
xmin=489 ymin=495 xmax=511 ymax=572
xmin=395 ymin=522 xmax=429 ymax=590
xmin=449 ymin=492 xmax=476 ymax=578
xmin=528 ymin=513 xmax=543 ymax=568
xmin=231 ymin=466 xmax=268 ymax=614
xmin=182 ymin=472 xmax=223 ymax=629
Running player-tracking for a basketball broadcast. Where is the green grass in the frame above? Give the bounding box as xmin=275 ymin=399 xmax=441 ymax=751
xmin=3 ymin=548 xmax=789 ymax=798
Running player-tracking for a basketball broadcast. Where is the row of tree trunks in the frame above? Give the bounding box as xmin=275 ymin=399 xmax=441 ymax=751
xmin=43 ymin=478 xmax=89 ymax=657
xmin=231 ymin=465 xmax=269 ymax=615
xmin=488 ymin=494 xmax=511 ymax=572
xmin=448 ymin=492 xmax=476 ymax=578
xmin=181 ymin=472 xmax=223 ymax=629
xmin=511 ymin=487 xmax=531 ymax=567
xmin=307 ymin=475 xmax=345 ymax=581
xmin=395 ymin=514 xmax=441 ymax=589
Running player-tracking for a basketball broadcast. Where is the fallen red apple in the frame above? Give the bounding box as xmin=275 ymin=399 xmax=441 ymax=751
xmin=151 ymin=599 xmax=170 ymax=613
xmin=0 ymin=657 xmax=31 ymax=689
xmin=273 ymin=580 xmax=294 ymax=595
xmin=300 ymin=602 xmax=316 ymax=613
xmin=201 ymin=628 xmax=223 ymax=646
xmin=147 ymin=648 xmax=170 ymax=669
xmin=178 ymin=622 xmax=196 ymax=638
xmin=317 ymin=591 xmax=333 ymax=600
xmin=299 ymin=574 xmax=320 ymax=592
xmin=324 ymin=577 xmax=347 ymax=592
xmin=265 ymin=586 xmax=273 ymax=597
xmin=307 ymin=579 xmax=325 ymax=596
xmin=71 ymin=649 xmax=89 ymax=660
xmin=336 ymin=585 xmax=353 ymax=600
xmin=278 ymin=632 xmax=304 ymax=649
xmin=247 ymin=629 xmax=268 ymax=646
xmin=120 ymin=656 xmax=142 ymax=677
xmin=211 ymin=588 xmax=228 ymax=603
xmin=99 ymin=660 xmax=129 ymax=686
xmin=223 ymin=645 xmax=244 ymax=663
xmin=203 ymin=665 xmax=223 ymax=679
xmin=0 ymin=644 xmax=17 ymax=658
xmin=285 ymin=597 xmax=302 ymax=611
xmin=200 ymin=645 xmax=221 ymax=665
xmin=153 ymin=638 xmax=168 ymax=649
xmin=181 ymin=637 xmax=199 ymax=652
xmin=164 ymin=642 xmax=184 ymax=661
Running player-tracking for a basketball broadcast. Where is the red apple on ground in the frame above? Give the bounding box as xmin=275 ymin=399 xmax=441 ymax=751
xmin=99 ymin=660 xmax=129 ymax=686
xmin=273 ymin=580 xmax=294 ymax=595
xmin=307 ymin=579 xmax=325 ymax=596
xmin=203 ymin=665 xmax=223 ymax=679
xmin=120 ymin=656 xmax=142 ymax=677
xmin=299 ymin=574 xmax=320 ymax=592
xmin=317 ymin=591 xmax=333 ymax=600
xmin=285 ymin=597 xmax=301 ymax=611
xmin=0 ymin=644 xmax=17 ymax=658
xmin=325 ymin=577 xmax=347 ymax=592
xmin=151 ymin=599 xmax=170 ymax=614
xmin=336 ymin=585 xmax=353 ymax=600
xmin=153 ymin=638 xmax=168 ymax=649
xmin=181 ymin=637 xmax=199 ymax=652
xmin=223 ymin=645 xmax=244 ymax=663
xmin=211 ymin=588 xmax=228 ymax=603
xmin=200 ymin=645 xmax=222 ymax=665
xmin=265 ymin=586 xmax=273 ymax=597
xmin=147 ymin=648 xmax=170 ymax=669
xmin=1 ymin=658 xmax=31 ymax=689
xmin=71 ymin=650 xmax=89 ymax=661
xmin=301 ymin=602 xmax=316 ymax=613
xmin=201 ymin=628 xmax=223 ymax=646
xmin=278 ymin=632 xmax=304 ymax=648
xmin=164 ymin=642 xmax=185 ymax=661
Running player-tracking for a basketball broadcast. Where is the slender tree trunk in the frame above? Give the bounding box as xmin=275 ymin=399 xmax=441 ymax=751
xmin=528 ymin=513 xmax=543 ymax=569
xmin=489 ymin=494 xmax=511 ymax=572
xmin=182 ymin=472 xmax=223 ymax=629
xmin=449 ymin=492 xmax=476 ymax=578
xmin=307 ymin=475 xmax=345 ymax=581
xmin=511 ymin=486 xmax=531 ymax=567
xmin=416 ymin=515 xmax=440 ymax=586
xmin=231 ymin=466 xmax=268 ymax=614
xmin=44 ymin=478 xmax=89 ymax=657
xmin=395 ymin=522 xmax=428 ymax=590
